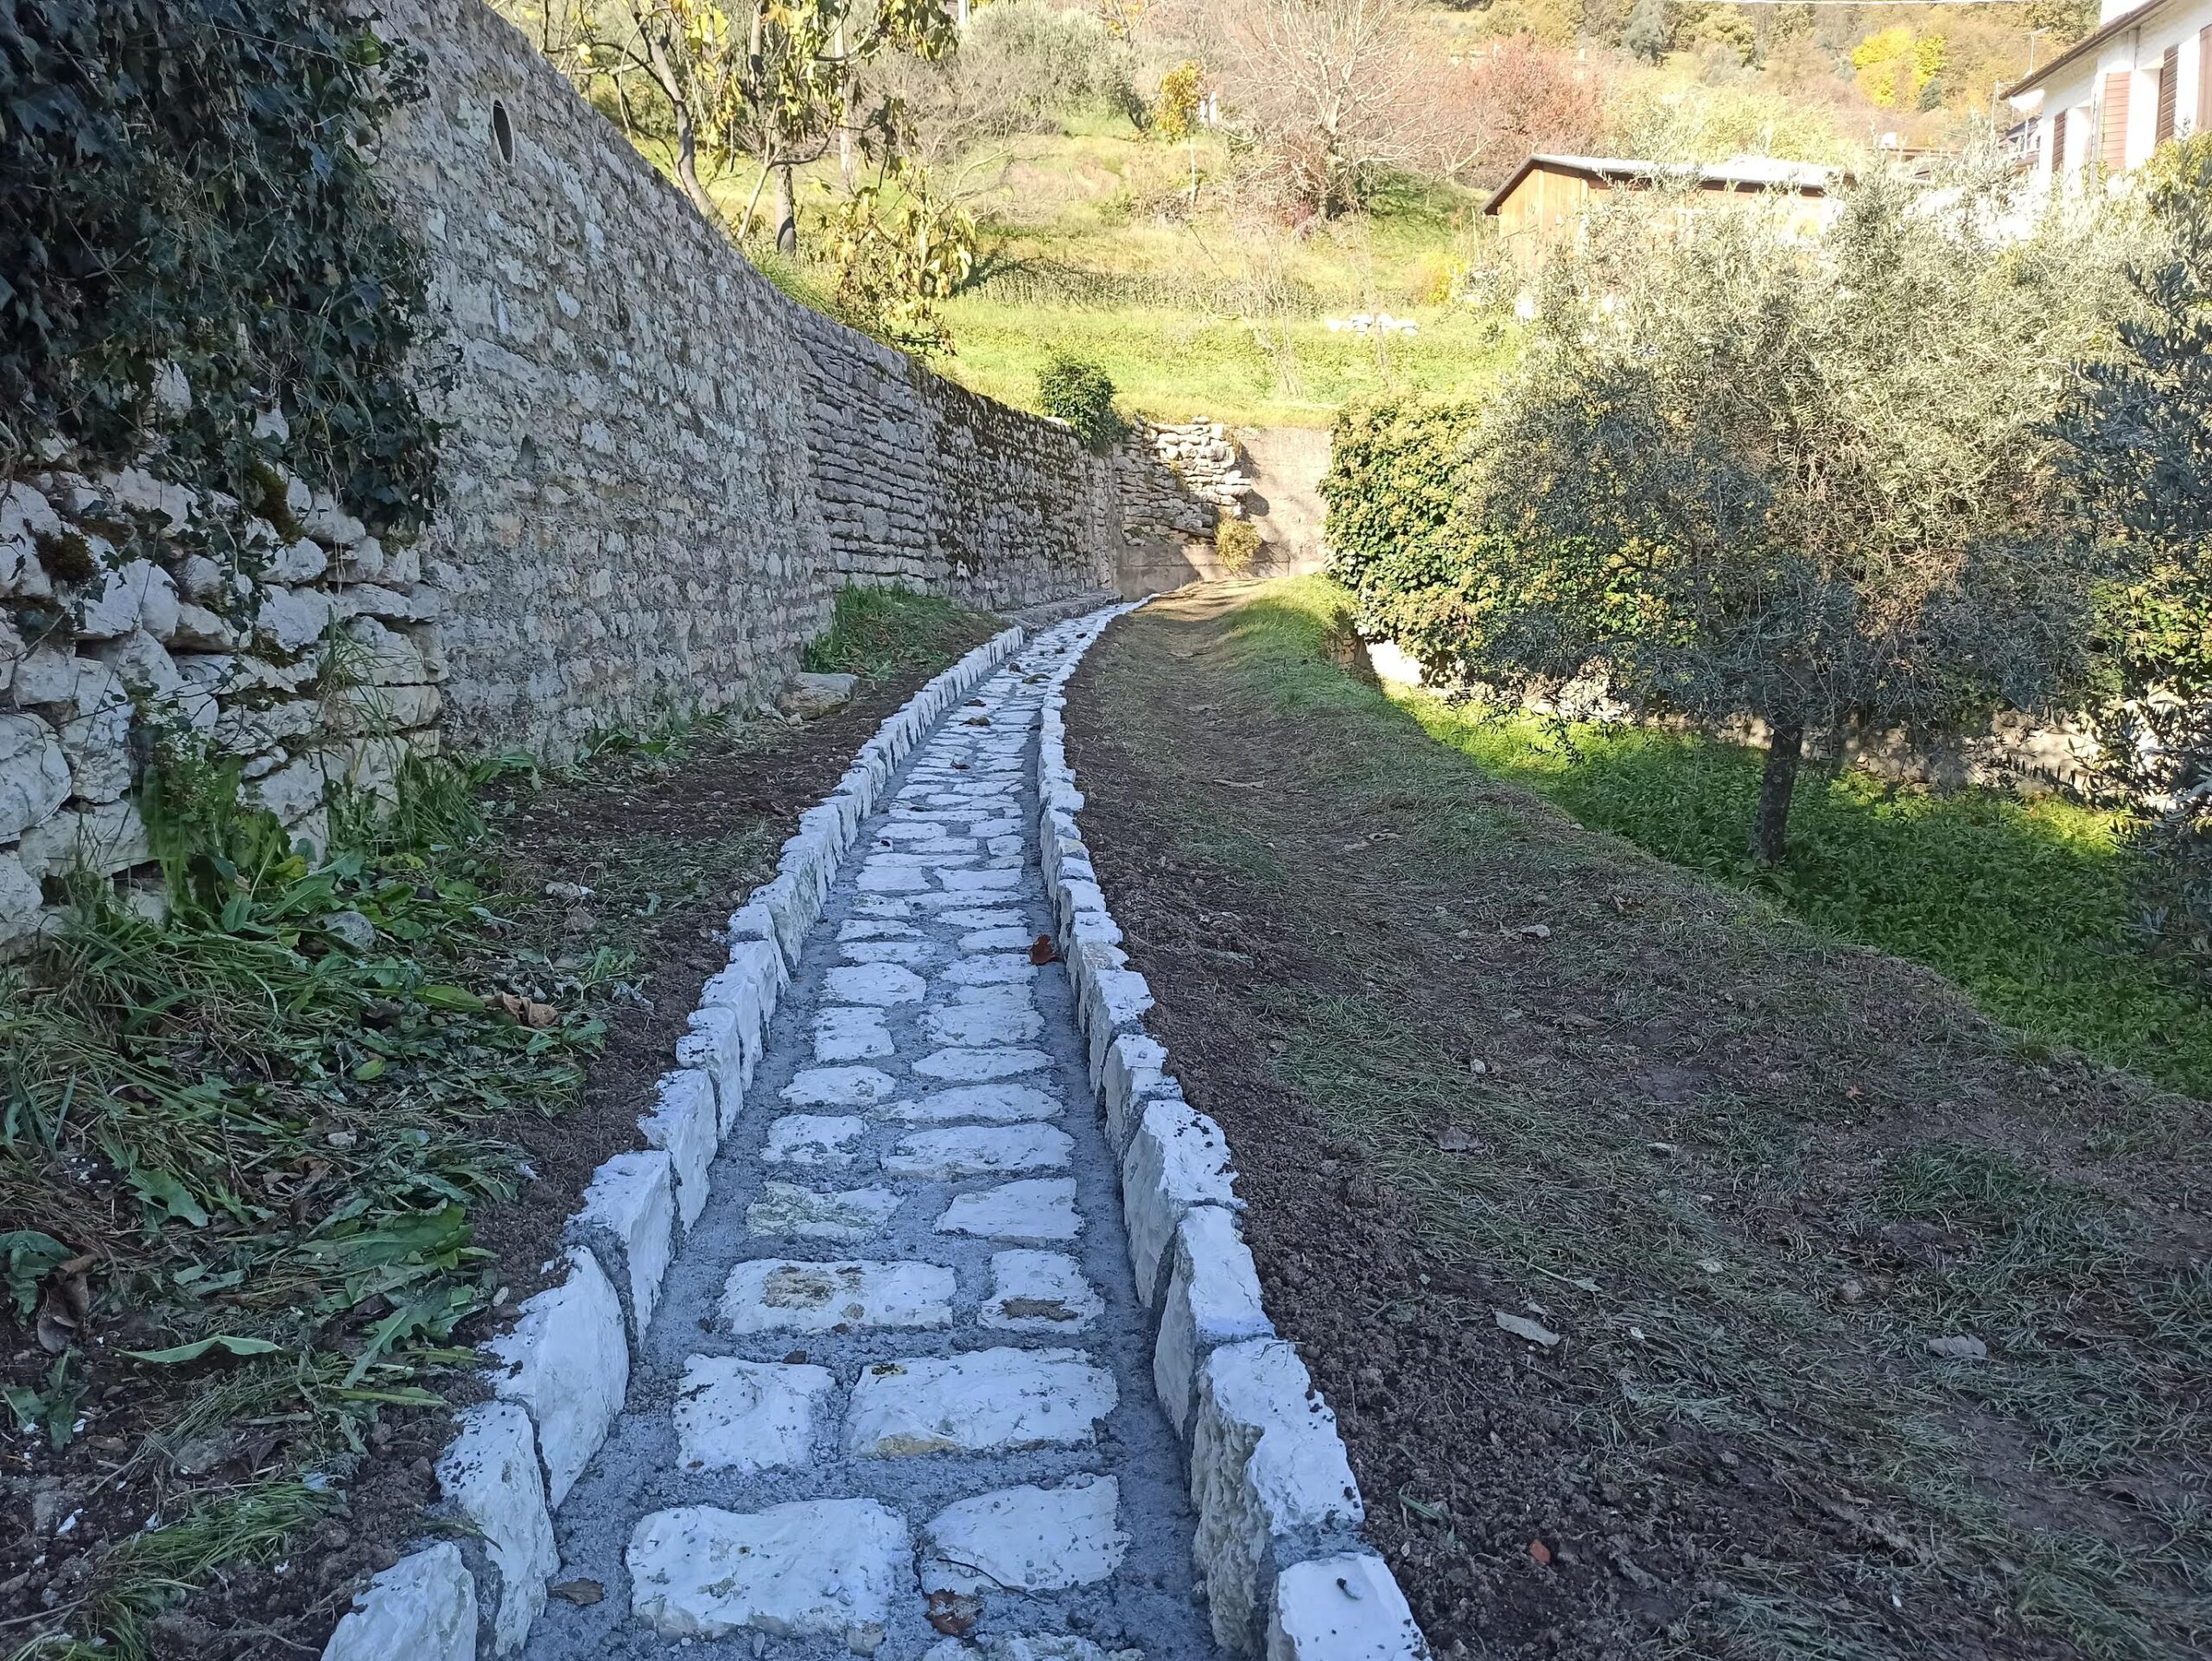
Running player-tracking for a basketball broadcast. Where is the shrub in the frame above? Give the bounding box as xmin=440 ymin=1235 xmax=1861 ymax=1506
xmin=1154 ymin=60 xmax=1203 ymax=142
xmin=1320 ymin=397 xmax=1482 ymax=595
xmin=1215 ymin=515 xmax=1261 ymax=574
xmin=1037 ymin=353 xmax=1125 ymax=450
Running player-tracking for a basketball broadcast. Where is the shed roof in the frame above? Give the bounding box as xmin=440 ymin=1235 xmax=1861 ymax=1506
xmin=1481 ymin=153 xmax=1844 ymax=215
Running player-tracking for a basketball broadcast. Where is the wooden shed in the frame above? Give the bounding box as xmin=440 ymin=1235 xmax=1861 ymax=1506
xmin=1483 ymin=154 xmax=1843 ymax=278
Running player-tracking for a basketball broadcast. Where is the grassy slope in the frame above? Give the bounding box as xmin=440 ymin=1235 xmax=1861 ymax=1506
xmin=1065 ymin=577 xmax=2211 ymax=1659
xmin=1398 ymin=681 xmax=2212 ymax=1100
xmin=935 ymin=125 xmax=1514 ymax=427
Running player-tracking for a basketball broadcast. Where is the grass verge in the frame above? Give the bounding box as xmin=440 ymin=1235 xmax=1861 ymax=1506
xmin=1065 ymin=578 xmax=2210 ymax=1661
xmin=1387 ymin=627 xmax=2212 ymax=1099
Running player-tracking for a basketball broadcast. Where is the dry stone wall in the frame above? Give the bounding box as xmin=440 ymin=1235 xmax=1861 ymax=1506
xmin=376 ymin=0 xmax=1117 ymax=754
xmin=0 ymin=0 xmax=1125 ymax=949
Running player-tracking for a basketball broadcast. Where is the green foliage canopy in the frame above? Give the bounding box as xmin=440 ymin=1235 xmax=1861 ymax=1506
xmin=0 ymin=0 xmax=439 ymax=536
xmin=1329 ymin=164 xmax=2130 ymax=860
xmin=1037 ymin=352 xmax=1126 ymax=450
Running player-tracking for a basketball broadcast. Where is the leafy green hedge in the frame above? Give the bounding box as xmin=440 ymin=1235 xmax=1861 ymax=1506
xmin=1320 ymin=396 xmax=1481 ymax=591
xmin=0 ymin=0 xmax=438 ymax=538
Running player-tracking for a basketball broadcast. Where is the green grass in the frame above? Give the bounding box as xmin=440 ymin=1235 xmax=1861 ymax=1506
xmin=1395 ymin=665 xmax=2212 ymax=1099
xmin=803 ymin=584 xmax=998 ymax=680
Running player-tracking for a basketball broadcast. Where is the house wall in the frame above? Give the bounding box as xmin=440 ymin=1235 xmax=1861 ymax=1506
xmin=2026 ymin=2 xmax=2212 ymax=188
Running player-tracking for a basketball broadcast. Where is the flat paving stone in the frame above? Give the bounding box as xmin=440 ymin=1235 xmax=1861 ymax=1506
xmin=782 ymin=1065 xmax=898 ymax=1107
xmin=912 ymin=1046 xmax=1052 ymax=1080
xmin=763 ymin=1113 xmax=867 ymax=1167
xmin=924 ymin=998 xmax=1046 ymax=1047
xmin=883 ymin=1123 xmax=1074 ymax=1180
xmin=921 ymin=1474 xmax=1128 ymax=1594
xmin=626 ymin=1498 xmax=906 ymax=1648
xmin=961 ymin=926 xmax=1039 ymax=951
xmin=941 ymin=954 xmax=1039 ymax=986
xmin=878 ymin=1083 xmax=1064 ymax=1124
xmin=939 ymin=907 xmax=1026 ymax=928
xmin=746 ymin=1181 xmax=902 ymax=1242
xmin=814 ymin=1005 xmax=894 ymax=1061
xmin=981 ymin=1249 xmax=1104 ymax=1333
xmin=840 ymin=938 xmax=939 ymax=966
xmin=721 ymin=1259 xmax=955 ymax=1333
xmin=844 ymin=1347 xmax=1116 ymax=1457
xmin=936 ymin=1178 xmax=1083 ymax=1244
xmin=922 ymin=1640 xmax=1143 ymax=1661
xmin=823 ymin=962 xmax=926 ymax=1005
xmin=673 ymin=1357 xmax=835 ymax=1473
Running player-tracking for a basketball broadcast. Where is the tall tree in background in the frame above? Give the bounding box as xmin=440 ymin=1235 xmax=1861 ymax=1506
xmin=560 ymin=0 xmax=957 ymax=244
xmin=2056 ymin=141 xmax=2212 ymax=964
xmin=1207 ymin=0 xmax=1428 ymax=219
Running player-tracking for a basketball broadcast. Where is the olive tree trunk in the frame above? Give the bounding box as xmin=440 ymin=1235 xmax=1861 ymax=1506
xmin=1750 ymin=720 xmax=1805 ymax=869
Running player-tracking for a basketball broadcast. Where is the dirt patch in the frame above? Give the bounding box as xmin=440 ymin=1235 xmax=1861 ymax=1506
xmin=1065 ymin=583 xmax=2210 ymax=1661
xmin=1 ymin=621 xmax=997 ymax=1659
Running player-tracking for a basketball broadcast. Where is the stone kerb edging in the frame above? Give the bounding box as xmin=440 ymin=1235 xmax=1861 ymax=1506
xmin=321 ymin=626 xmax=1029 ymax=1660
xmin=1034 ymin=604 xmax=1431 ymax=1661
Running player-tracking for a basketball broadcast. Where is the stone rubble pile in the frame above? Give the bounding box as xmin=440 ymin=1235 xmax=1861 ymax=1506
xmin=0 ymin=429 xmax=444 ymax=948
xmin=320 ymin=602 xmax=1430 ymax=1661
xmin=1115 ymin=422 xmax=1255 ymax=549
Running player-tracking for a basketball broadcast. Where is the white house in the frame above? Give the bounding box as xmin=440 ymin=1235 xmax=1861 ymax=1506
xmin=2005 ymin=0 xmax=2212 ymax=188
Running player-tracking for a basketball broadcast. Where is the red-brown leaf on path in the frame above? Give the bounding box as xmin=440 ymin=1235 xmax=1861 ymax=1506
xmin=1028 ymin=934 xmax=1059 ymax=965
xmin=926 ymin=1589 xmax=982 ymax=1636
xmin=1529 ymin=1540 xmax=1553 ymax=1565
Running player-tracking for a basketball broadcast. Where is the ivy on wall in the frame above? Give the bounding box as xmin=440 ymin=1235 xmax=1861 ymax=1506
xmin=0 ymin=0 xmax=440 ymax=538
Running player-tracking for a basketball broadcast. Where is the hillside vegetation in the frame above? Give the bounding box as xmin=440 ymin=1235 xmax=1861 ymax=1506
xmin=494 ymin=0 xmax=2082 ymax=427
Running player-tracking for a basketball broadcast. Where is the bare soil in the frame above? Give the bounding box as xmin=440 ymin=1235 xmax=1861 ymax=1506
xmin=1064 ymin=584 xmax=2210 ymax=1661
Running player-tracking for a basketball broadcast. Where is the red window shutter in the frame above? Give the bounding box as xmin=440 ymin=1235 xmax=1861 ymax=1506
xmin=2158 ymin=45 xmax=2179 ymax=144
xmin=2103 ymin=70 xmax=2132 ymax=170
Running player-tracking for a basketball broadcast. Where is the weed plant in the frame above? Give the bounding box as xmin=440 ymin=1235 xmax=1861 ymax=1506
xmin=0 ymin=750 xmax=606 ymax=1658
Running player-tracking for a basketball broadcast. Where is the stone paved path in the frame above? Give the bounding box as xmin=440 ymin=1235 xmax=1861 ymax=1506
xmin=520 ymin=620 xmax=1218 ymax=1661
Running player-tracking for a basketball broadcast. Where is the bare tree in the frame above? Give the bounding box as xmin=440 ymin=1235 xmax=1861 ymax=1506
xmin=1205 ymin=0 xmax=1431 ymax=220
xmin=1427 ymin=37 xmax=1607 ymax=191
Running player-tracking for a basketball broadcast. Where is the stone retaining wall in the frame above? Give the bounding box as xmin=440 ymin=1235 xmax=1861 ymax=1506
xmin=378 ymin=0 xmax=1117 ymax=755
xmin=0 ymin=0 xmax=1126 ymax=949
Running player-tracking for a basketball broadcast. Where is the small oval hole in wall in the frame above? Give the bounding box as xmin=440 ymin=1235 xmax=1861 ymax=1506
xmin=492 ymin=99 xmax=515 ymax=166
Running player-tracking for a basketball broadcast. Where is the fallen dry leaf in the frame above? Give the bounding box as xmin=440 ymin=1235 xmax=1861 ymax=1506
xmin=925 ymin=1589 xmax=982 ymax=1636
xmin=1529 ymin=1540 xmax=1554 ymax=1566
xmin=548 ymin=1579 xmax=603 ymax=1606
xmin=1494 ymin=1310 xmax=1562 ymax=1348
xmin=1027 ymin=934 xmax=1059 ymax=965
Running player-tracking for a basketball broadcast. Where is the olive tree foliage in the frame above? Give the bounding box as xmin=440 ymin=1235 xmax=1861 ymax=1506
xmin=2056 ymin=140 xmax=2212 ymax=964
xmin=1424 ymin=163 xmax=2127 ymax=865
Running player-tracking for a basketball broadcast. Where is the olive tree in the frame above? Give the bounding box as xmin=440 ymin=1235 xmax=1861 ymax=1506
xmin=2056 ymin=139 xmax=2212 ymax=961
xmin=1438 ymin=162 xmax=2125 ymax=865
